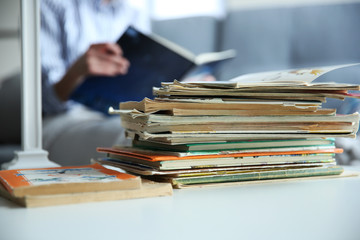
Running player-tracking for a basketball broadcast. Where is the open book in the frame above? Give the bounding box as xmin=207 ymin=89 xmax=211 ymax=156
xmin=70 ymin=26 xmax=236 ymax=114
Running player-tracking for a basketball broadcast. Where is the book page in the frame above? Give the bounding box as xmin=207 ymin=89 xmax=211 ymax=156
xmin=229 ymin=63 xmax=360 ymax=84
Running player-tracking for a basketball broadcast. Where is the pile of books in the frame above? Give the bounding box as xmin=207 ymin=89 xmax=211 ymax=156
xmin=97 ymin=64 xmax=360 ymax=188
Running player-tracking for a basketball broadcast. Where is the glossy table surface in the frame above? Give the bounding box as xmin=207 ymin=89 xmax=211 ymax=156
xmin=1 ymin=167 xmax=360 ymax=240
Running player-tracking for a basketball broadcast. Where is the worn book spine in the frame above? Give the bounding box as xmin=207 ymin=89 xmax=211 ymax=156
xmin=0 ymin=180 xmax=173 ymax=208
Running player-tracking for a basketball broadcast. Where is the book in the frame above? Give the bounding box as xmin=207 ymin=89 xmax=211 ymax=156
xmin=119 ymin=111 xmax=359 ymax=134
xmin=0 ymin=163 xmax=141 ymax=197
xmin=162 ymin=165 xmax=345 ymax=188
xmin=132 ymin=138 xmax=336 ymax=152
xmin=97 ymin=146 xmax=341 ymax=170
xmin=154 ymin=82 xmax=359 ymax=101
xmin=95 ymin=157 xmax=336 ymax=176
xmin=114 ymin=144 xmax=336 ymax=157
xmin=153 ymin=64 xmax=360 ymax=101
xmin=159 ymin=63 xmax=360 ymax=88
xmin=106 ymin=152 xmax=335 ymax=170
xmin=70 ymin=26 xmax=236 ymax=114
xmin=0 ymin=179 xmax=173 ymax=208
xmin=118 ymin=97 xmax=322 ymax=114
xmin=173 ymin=169 xmax=359 ymax=189
xmin=128 ymin=130 xmax=357 ymax=145
xmin=166 ymin=107 xmax=336 ymax=116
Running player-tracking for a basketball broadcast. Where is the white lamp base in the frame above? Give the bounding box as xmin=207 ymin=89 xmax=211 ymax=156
xmin=2 ymin=149 xmax=60 ymax=169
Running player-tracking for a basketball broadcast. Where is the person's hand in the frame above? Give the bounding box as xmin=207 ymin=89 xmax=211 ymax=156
xmin=54 ymin=43 xmax=130 ymax=101
xmin=79 ymin=43 xmax=130 ymax=76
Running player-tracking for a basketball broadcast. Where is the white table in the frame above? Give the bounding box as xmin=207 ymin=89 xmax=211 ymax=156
xmin=1 ymin=167 xmax=360 ymax=240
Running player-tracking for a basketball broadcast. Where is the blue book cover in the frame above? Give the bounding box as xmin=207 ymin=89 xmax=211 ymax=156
xmin=70 ymin=26 xmax=235 ymax=114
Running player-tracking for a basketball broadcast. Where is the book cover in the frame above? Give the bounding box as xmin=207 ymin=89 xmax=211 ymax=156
xmin=70 ymin=26 xmax=235 ymax=114
xmin=168 ymin=165 xmax=345 ymax=188
xmin=0 ymin=163 xmax=141 ymax=197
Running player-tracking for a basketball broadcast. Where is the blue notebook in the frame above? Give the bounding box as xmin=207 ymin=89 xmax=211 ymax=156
xmin=70 ymin=26 xmax=235 ymax=114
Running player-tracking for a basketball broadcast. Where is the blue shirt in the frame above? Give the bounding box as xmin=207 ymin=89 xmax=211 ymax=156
xmin=41 ymin=0 xmax=151 ymax=114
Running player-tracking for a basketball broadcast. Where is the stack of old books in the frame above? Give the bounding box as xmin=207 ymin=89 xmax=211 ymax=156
xmin=97 ymin=64 xmax=360 ymax=188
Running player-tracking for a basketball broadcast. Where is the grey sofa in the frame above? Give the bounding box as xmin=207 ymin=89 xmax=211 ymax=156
xmin=0 ymin=73 xmax=21 ymax=168
xmin=218 ymin=3 xmax=360 ymax=111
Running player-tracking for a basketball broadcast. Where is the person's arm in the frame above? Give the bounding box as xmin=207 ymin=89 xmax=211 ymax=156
xmin=54 ymin=43 xmax=130 ymax=102
xmin=41 ymin=0 xmax=69 ymax=114
xmin=41 ymin=1 xmax=130 ymax=114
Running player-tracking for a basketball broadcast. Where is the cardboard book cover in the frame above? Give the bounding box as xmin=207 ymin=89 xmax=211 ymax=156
xmin=0 ymin=163 xmax=141 ymax=197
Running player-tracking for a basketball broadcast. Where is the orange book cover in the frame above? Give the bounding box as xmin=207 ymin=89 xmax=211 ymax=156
xmin=0 ymin=163 xmax=141 ymax=197
xmin=97 ymin=147 xmax=343 ymax=162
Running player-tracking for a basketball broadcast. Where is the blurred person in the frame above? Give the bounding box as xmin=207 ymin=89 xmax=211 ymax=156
xmin=41 ymin=0 xmax=151 ymax=166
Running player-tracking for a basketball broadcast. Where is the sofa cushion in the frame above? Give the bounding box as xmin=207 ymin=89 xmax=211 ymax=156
xmin=0 ymin=73 xmax=21 ymax=144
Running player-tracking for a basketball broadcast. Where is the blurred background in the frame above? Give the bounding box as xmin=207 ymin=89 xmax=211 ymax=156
xmin=2 ymin=0 xmax=360 ymax=80
xmin=1 ymin=0 xmax=360 ymax=165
